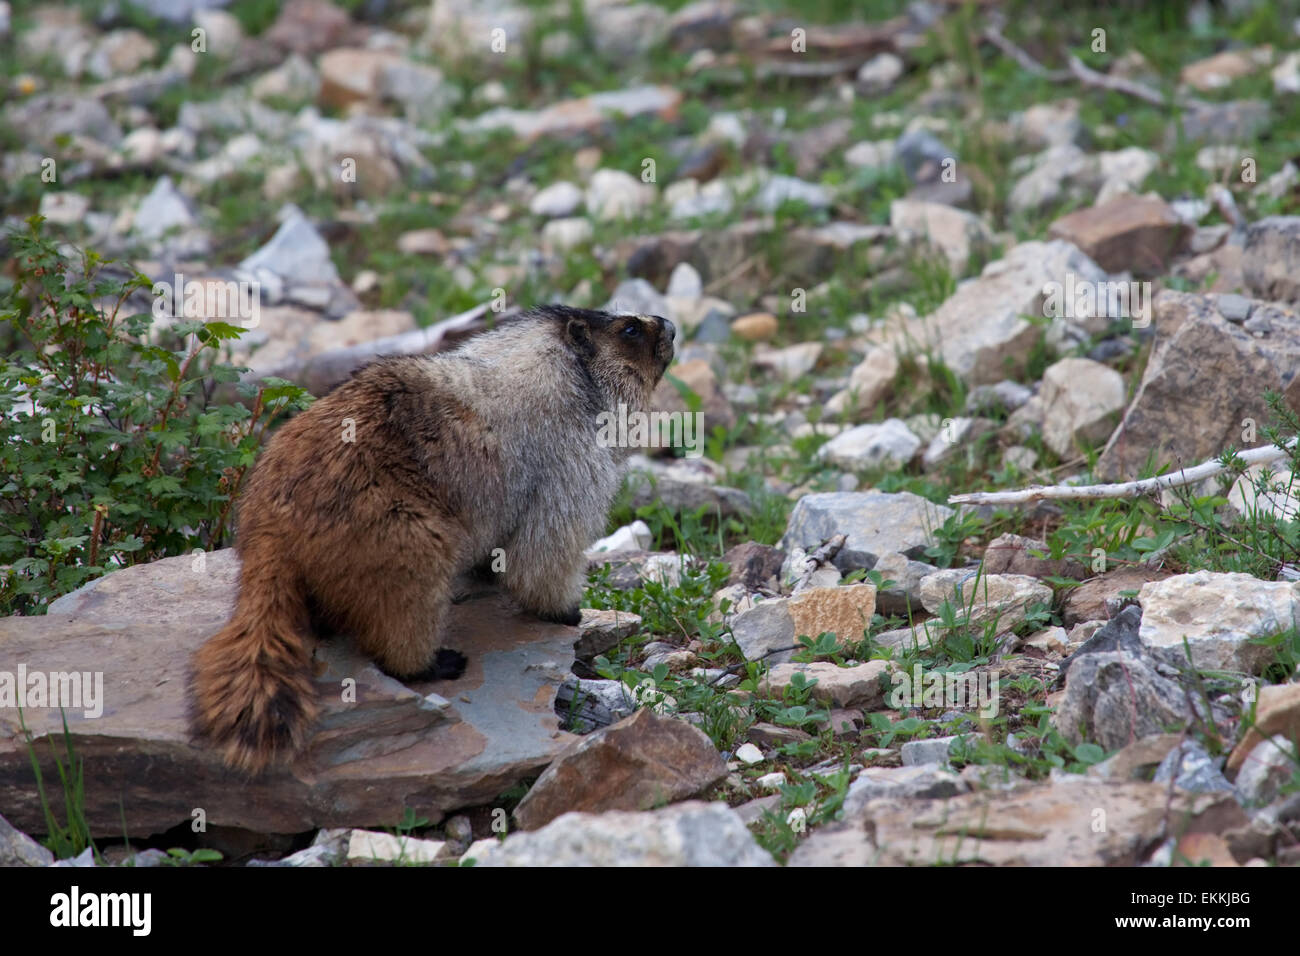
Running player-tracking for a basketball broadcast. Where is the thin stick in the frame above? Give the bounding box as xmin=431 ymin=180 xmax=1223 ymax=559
xmin=948 ymin=441 xmax=1295 ymax=506
xmin=1064 ymin=55 xmax=1169 ymax=107
xmin=981 ymin=27 xmax=1067 ymax=80
xmin=981 ymin=25 xmax=1204 ymax=110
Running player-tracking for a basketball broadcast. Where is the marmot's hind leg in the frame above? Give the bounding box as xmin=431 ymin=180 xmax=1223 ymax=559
xmin=346 ymin=583 xmax=454 ymax=679
xmin=316 ymin=526 xmax=465 ymax=680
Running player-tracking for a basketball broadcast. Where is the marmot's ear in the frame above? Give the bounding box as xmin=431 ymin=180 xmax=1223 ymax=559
xmin=565 ymin=317 xmax=594 ymax=356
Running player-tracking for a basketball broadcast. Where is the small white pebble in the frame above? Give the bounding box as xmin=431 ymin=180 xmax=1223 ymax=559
xmin=734 ymin=743 xmax=765 ymax=765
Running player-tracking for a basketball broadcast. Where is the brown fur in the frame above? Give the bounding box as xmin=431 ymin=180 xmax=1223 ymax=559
xmin=192 ymin=307 xmax=674 ymax=773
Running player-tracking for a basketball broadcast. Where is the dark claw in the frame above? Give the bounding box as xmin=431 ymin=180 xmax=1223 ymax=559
xmin=393 ymin=648 xmax=468 ymax=683
xmin=537 ymin=606 xmax=582 ymax=626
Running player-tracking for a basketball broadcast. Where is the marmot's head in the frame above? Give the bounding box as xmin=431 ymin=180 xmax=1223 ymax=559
xmin=542 ymin=306 xmax=675 ymax=410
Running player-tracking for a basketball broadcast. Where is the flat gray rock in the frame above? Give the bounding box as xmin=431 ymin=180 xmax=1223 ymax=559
xmin=0 ymin=551 xmax=578 ymax=837
xmin=781 ymin=491 xmax=954 ymax=571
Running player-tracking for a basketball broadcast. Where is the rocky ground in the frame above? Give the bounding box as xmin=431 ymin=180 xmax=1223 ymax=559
xmin=3 ymin=0 xmax=1300 ymax=867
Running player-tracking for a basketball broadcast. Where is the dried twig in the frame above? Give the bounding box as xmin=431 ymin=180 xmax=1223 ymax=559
xmin=791 ymin=533 xmax=847 ymax=592
xmin=981 ymin=23 xmax=1204 ymax=110
xmin=1064 ymin=54 xmax=1171 ymax=107
xmin=981 ymin=26 xmax=1067 ymax=81
xmin=948 ymin=441 xmax=1296 ymax=507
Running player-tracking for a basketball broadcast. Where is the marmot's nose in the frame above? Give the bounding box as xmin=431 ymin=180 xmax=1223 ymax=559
xmin=656 ymin=315 xmax=675 ymax=340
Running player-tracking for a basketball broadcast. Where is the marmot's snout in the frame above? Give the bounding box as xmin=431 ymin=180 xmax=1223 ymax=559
xmin=651 ymin=314 xmax=675 ymax=372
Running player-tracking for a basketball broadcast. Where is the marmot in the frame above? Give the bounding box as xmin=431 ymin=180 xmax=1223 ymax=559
xmin=192 ymin=306 xmax=675 ymax=773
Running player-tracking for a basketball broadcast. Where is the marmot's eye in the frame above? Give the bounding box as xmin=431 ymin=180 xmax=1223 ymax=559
xmin=621 ymin=323 xmax=642 ymax=339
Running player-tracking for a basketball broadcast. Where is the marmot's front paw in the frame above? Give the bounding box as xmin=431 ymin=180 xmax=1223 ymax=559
xmin=390 ymin=648 xmax=468 ymax=683
xmin=537 ymin=606 xmax=582 ymax=626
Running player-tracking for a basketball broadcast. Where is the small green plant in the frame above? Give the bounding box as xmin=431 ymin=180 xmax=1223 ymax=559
xmin=161 ymin=847 xmax=224 ymax=866
xmin=0 ymin=218 xmax=313 ymax=613
xmin=19 ymin=707 xmax=95 ymax=861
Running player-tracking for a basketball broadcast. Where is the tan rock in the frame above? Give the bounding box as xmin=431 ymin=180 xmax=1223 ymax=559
xmin=1175 ymin=833 xmax=1239 ymax=866
xmin=1226 ymin=682 xmax=1300 ymax=775
xmin=1087 ymin=734 xmax=1182 ymax=781
xmin=304 ymin=309 xmax=416 ymax=352
xmin=575 ymin=609 xmax=642 ymax=659
xmin=396 ymin=228 xmax=449 ymax=256
xmin=789 ymin=780 xmax=1246 ymax=866
xmin=465 ymin=85 xmax=683 ymax=142
xmin=512 ymin=709 xmax=727 ymax=831
xmin=1097 ymin=287 xmax=1300 ymax=478
xmin=824 ymin=345 xmax=899 ymax=417
xmin=788 ymin=583 xmax=877 ymax=645
xmin=266 ymin=0 xmax=355 ymax=56
xmin=761 ymin=659 xmax=893 ymax=710
xmin=652 ymin=357 xmax=736 ymax=430
xmin=731 ymin=312 xmax=779 ymax=341
xmin=346 ymin=830 xmax=447 ymax=864
xmin=919 ymin=570 xmax=1052 ymax=631
xmin=982 ymin=532 xmax=1087 ymax=581
xmin=1047 ymin=195 xmax=1190 ymax=276
xmin=889 ymin=199 xmax=992 ymax=273
xmin=1023 ymin=626 xmax=1068 ymax=654
xmin=1038 ymin=357 xmax=1127 ymax=459
xmin=1180 ymin=47 xmax=1271 ymax=92
xmin=318 ymin=48 xmax=400 ymax=109
xmin=1061 ymin=565 xmax=1171 ymax=626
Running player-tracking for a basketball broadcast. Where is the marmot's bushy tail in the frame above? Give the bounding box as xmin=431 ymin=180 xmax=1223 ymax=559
xmin=191 ymin=552 xmax=318 ymax=774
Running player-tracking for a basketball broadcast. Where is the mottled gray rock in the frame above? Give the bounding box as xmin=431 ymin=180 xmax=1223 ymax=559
xmin=529 ymin=180 xmax=583 ymax=217
xmin=911 ymin=240 xmax=1113 ymax=385
xmin=919 ymin=569 xmax=1053 ymax=632
xmin=556 ymin=677 xmax=638 ymax=733
xmin=872 ymin=551 xmax=935 ymax=615
xmin=752 ymin=174 xmax=831 ymax=213
xmin=1244 ymin=216 xmax=1300 ymax=303
xmin=1179 ymin=99 xmax=1269 ymax=145
xmin=587 ymin=1 xmax=670 ymax=57
xmin=1137 ymin=571 xmax=1300 ymax=674
xmin=625 ymin=468 xmax=752 ymax=518
xmin=842 ymin=764 xmax=969 ymax=813
xmin=1096 ymin=291 xmax=1300 ymax=480
xmin=731 ymin=598 xmax=797 ymax=663
xmin=5 ymin=93 xmax=122 ymax=148
xmin=1153 ymin=739 xmax=1235 ymax=795
xmin=472 ymin=801 xmax=775 ymax=866
xmin=895 ymin=128 xmax=953 ymax=185
xmin=781 ymin=491 xmax=954 ymax=571
xmin=132 ymin=175 xmax=202 ymax=246
xmin=901 ymin=735 xmax=971 ymax=766
xmin=966 ymin=380 xmax=1033 ymax=416
xmin=1051 ymin=650 xmax=1212 ymax=750
xmin=1235 ymin=739 xmax=1297 ymax=806
xmin=604 ymin=278 xmax=670 ymax=320
xmin=235 ymin=208 xmax=355 ymax=317
xmin=817 ymin=419 xmax=921 ymax=471
xmin=0 ymin=813 xmax=53 ymax=866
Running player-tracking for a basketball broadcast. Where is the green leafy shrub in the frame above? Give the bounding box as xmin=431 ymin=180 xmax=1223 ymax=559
xmin=0 ymin=217 xmax=312 ymax=614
